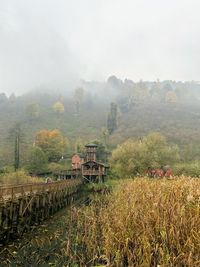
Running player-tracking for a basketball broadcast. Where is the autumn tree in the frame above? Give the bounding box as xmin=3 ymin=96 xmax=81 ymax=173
xmin=161 ymin=83 xmax=173 ymax=102
xmin=53 ymin=101 xmax=65 ymax=115
xmin=110 ymin=132 xmax=180 ymax=177
xmin=27 ymin=146 xmax=48 ymax=175
xmin=135 ymin=81 xmax=149 ymax=101
xmin=166 ymin=91 xmax=178 ymax=103
xmin=35 ymin=129 xmax=68 ymax=162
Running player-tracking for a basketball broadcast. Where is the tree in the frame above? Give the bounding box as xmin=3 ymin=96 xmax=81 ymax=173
xmin=35 ymin=129 xmax=68 ymax=162
xmin=26 ymin=103 xmax=40 ymax=119
xmin=174 ymin=82 xmax=186 ymax=102
xmin=9 ymin=93 xmax=16 ymax=103
xmin=27 ymin=146 xmax=48 ymax=175
xmin=107 ymin=103 xmax=118 ymax=134
xmin=165 ymin=91 xmax=177 ymax=103
xmin=110 ymin=132 xmax=180 ymax=177
xmin=74 ymin=137 xmax=84 ymax=153
xmin=150 ymin=81 xmax=161 ymax=101
xmin=107 ymin=75 xmax=123 ymax=89
xmin=53 ymin=101 xmax=65 ymax=115
xmin=101 ymin=127 xmax=109 ymax=146
xmin=74 ymin=87 xmax=84 ymax=114
xmin=92 ymin=140 xmax=108 ymax=162
xmin=9 ymin=123 xmax=24 ymax=171
xmin=161 ymin=83 xmax=173 ymax=102
xmin=135 ymin=81 xmax=149 ymax=101
xmin=0 ymin=93 xmax=8 ymax=104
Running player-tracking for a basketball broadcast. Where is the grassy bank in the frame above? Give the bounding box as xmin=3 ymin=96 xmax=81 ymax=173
xmin=0 ymin=170 xmax=43 ymax=185
xmin=5 ymin=177 xmax=200 ymax=266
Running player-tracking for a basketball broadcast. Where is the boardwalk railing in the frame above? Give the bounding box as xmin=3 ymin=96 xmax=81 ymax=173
xmin=0 ymin=179 xmax=82 ymax=243
xmin=0 ymin=179 xmax=82 ymax=200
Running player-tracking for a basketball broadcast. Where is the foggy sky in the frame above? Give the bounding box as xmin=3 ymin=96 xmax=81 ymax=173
xmin=0 ymin=0 xmax=200 ymax=93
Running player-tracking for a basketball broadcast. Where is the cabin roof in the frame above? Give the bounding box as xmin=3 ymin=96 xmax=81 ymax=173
xmin=82 ymin=160 xmax=105 ymax=166
xmin=72 ymin=153 xmax=83 ymax=157
xmin=85 ymin=143 xmax=98 ymax=147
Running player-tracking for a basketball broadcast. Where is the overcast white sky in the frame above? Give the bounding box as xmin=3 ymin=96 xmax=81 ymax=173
xmin=0 ymin=0 xmax=200 ymax=93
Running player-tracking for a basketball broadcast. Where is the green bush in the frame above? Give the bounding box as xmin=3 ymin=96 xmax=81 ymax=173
xmin=0 ymin=169 xmax=43 ymax=185
xmin=110 ymin=132 xmax=180 ymax=177
xmin=26 ymin=146 xmax=48 ymax=175
xmin=48 ymin=162 xmax=67 ymax=173
xmin=173 ymin=161 xmax=200 ymax=177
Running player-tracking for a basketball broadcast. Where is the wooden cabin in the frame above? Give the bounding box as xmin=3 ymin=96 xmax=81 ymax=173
xmin=81 ymin=143 xmax=108 ymax=182
xmin=54 ymin=143 xmax=108 ymax=182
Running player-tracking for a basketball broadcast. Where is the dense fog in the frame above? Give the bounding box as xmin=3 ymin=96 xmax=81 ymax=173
xmin=0 ymin=0 xmax=200 ymax=94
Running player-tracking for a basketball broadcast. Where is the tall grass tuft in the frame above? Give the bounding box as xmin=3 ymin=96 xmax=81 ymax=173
xmin=0 ymin=170 xmax=43 ymax=185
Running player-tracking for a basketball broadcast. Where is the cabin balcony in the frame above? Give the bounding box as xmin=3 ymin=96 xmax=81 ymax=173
xmin=82 ymin=170 xmax=104 ymax=176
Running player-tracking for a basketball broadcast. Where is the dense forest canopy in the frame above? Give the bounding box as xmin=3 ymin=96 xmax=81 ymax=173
xmin=0 ymin=76 xmax=200 ymax=169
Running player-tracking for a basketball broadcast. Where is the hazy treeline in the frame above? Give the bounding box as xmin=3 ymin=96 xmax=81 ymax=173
xmin=0 ymin=76 xmax=200 ymax=171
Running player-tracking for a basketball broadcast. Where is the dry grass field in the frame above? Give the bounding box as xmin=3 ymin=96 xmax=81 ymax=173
xmin=65 ymin=177 xmax=200 ymax=266
xmin=6 ymin=177 xmax=200 ymax=267
xmin=0 ymin=170 xmax=43 ymax=185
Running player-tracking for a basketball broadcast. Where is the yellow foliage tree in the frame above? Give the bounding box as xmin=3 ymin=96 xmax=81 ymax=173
xmin=35 ymin=129 xmax=68 ymax=162
xmin=53 ymin=101 xmax=65 ymax=115
xmin=165 ymin=91 xmax=177 ymax=103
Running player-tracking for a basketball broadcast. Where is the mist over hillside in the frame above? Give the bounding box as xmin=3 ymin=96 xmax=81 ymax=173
xmin=0 ymin=76 xmax=200 ymax=168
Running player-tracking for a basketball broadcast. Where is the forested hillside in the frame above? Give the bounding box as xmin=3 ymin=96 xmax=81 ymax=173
xmin=1 ymin=76 xmax=200 ymax=167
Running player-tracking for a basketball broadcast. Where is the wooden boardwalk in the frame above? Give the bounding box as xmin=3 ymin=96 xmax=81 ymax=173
xmin=0 ymin=179 xmax=82 ymax=244
xmin=0 ymin=179 xmax=81 ymax=200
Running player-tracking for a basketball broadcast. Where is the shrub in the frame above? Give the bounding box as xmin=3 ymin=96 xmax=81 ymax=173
xmin=173 ymin=161 xmax=200 ymax=177
xmin=110 ymin=132 xmax=180 ymax=177
xmin=0 ymin=169 xmax=43 ymax=185
xmin=26 ymin=146 xmax=48 ymax=175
